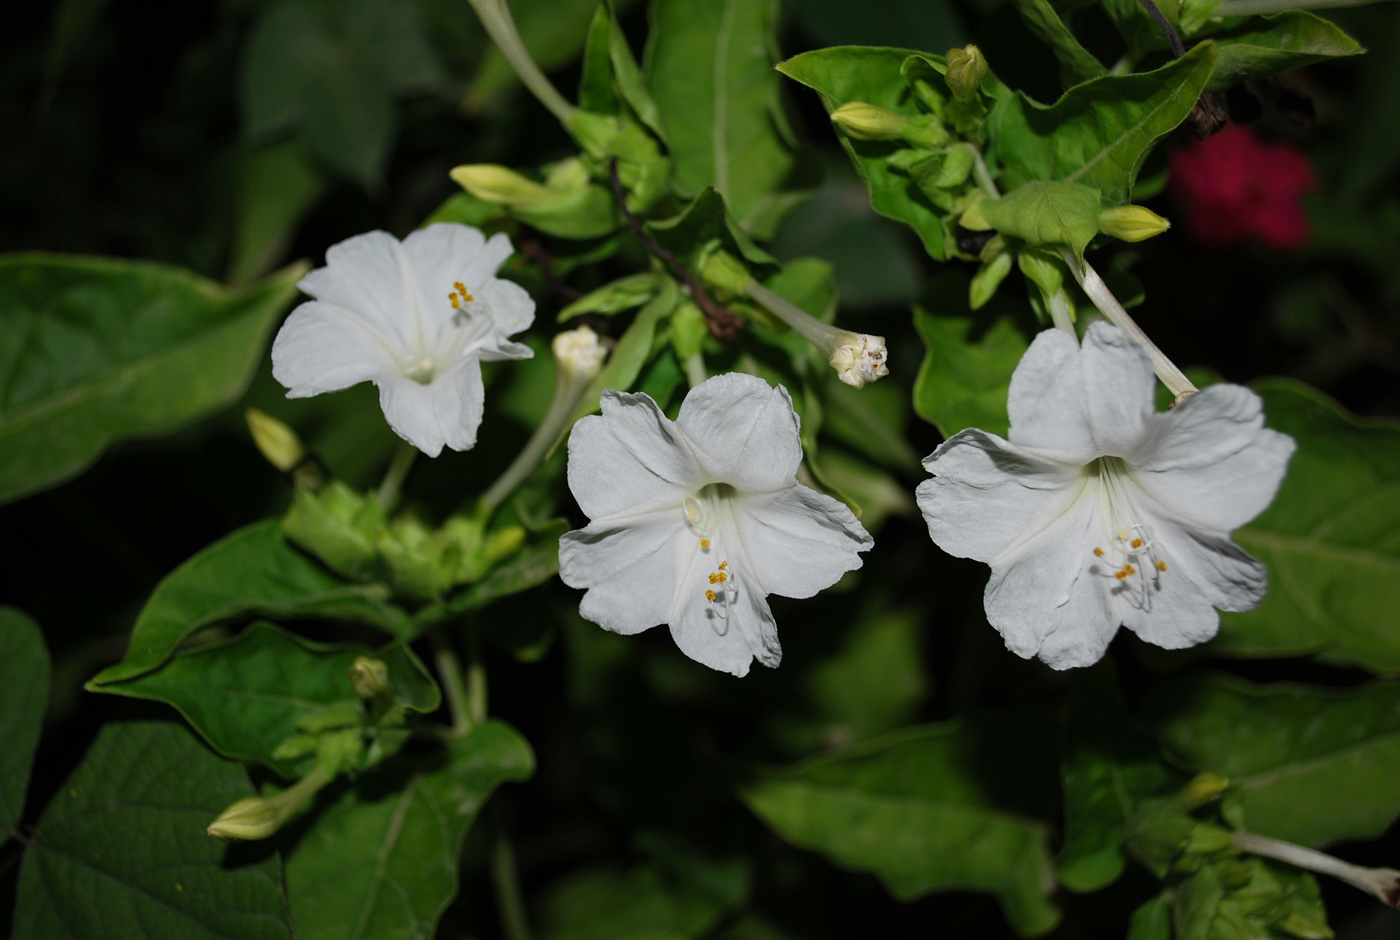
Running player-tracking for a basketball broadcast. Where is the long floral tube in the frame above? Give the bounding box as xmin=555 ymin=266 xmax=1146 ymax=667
xmin=1233 ymin=832 xmax=1400 ymax=908
xmin=742 ymin=279 xmax=889 ymax=389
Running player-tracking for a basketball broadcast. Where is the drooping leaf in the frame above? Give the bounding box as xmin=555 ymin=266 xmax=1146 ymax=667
xmin=742 ymin=721 xmax=1062 ymax=936
xmin=1010 ymin=0 xmax=1108 ymax=86
xmin=0 ymin=255 xmax=304 ymax=505
xmin=90 ymin=622 xmax=438 ymax=776
xmin=284 ymin=720 xmax=534 ymax=940
xmin=1214 ymin=381 xmax=1400 ymax=673
xmin=1147 ymin=673 xmax=1400 ymax=847
xmin=12 ymin=720 xmax=293 ymax=940
xmin=1208 ymin=12 xmax=1364 ymax=91
xmin=980 ymin=179 xmax=1102 ymax=261
xmin=1 ymin=607 xmax=49 ymax=839
xmin=90 ymin=520 xmax=412 ymax=688
xmin=778 ymin=46 xmax=949 ymax=259
xmin=986 ymin=43 xmax=1216 ymax=207
xmin=647 ymin=0 xmax=802 ymax=238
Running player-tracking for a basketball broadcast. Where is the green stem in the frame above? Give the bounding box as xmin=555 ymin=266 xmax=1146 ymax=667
xmin=479 ymin=377 xmax=581 ymax=518
xmin=465 ymin=621 xmax=488 ymax=727
xmin=433 ymin=632 xmax=473 ymax=736
xmin=491 ymin=820 xmax=535 ymax=940
xmin=376 ymin=441 xmax=418 ymax=511
xmin=683 ymin=351 xmax=708 ymax=388
xmin=1047 ymin=289 xmax=1077 ymax=337
xmin=971 ymin=146 xmax=1001 ymax=199
xmin=466 ymin=0 xmax=575 ymax=125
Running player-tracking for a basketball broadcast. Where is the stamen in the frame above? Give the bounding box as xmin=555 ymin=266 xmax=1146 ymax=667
xmin=1131 ymin=538 xmax=1144 ymax=549
xmin=708 ymin=572 xmax=720 ymax=584
xmin=1093 ymin=547 xmax=1105 ymax=558
xmin=449 ymin=293 xmax=461 ymax=309
xmin=717 ymin=572 xmax=727 ymax=582
xmin=700 ymin=538 xmax=710 ymax=549
xmin=719 ymin=560 xmax=728 ymax=571
xmin=1155 ymin=560 xmax=1168 ymax=572
xmin=705 ymin=589 xmax=716 ymax=602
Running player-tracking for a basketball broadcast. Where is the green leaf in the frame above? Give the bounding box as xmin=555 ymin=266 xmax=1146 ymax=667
xmin=0 ymin=255 xmax=304 ymax=505
xmin=1097 ymin=0 xmax=1183 ymax=58
xmin=90 ymin=520 xmax=412 ymax=687
xmin=646 ymin=187 xmax=778 ymax=275
xmin=913 ymin=274 xmax=1033 ymax=437
xmin=466 ymin=0 xmax=599 ymax=110
xmin=90 ymin=622 xmax=437 ymax=776
xmin=778 ymin=47 xmax=948 ymax=259
xmin=987 ymin=42 xmax=1216 ymax=207
xmin=980 ymin=180 xmax=1102 ymax=261
xmin=228 ymin=140 xmax=327 ymax=284
xmin=559 ymin=272 xmax=664 ymax=321
xmin=284 ymin=720 xmax=534 ymax=940
xmin=568 ymin=278 xmax=681 ymax=427
xmin=1127 ymin=893 xmax=1173 ymax=940
xmin=1148 ymin=673 xmax=1400 ymax=847
xmin=1213 ymin=381 xmax=1400 ymax=673
xmin=445 ymin=519 xmax=571 ymax=614
xmin=742 ymin=722 xmax=1062 ymax=936
xmin=647 ymin=0 xmax=801 ymax=237
xmin=1057 ymin=667 xmax=1183 ymax=893
xmin=1208 ymin=12 xmax=1364 ymax=91
xmin=13 ymin=720 xmax=293 ymax=940
xmin=537 ymin=862 xmax=739 ymax=940
xmin=1010 ymin=0 xmax=1108 ymax=86
xmin=1 ymin=607 xmax=49 ymax=839
xmin=578 ymin=2 xmax=619 ymax=115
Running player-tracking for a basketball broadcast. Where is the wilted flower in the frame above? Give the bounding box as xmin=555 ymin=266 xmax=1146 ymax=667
xmin=559 ymin=373 xmax=873 ymax=676
xmin=271 ymin=224 xmax=534 ymax=457
xmin=1170 ymin=124 xmax=1315 ymax=250
xmin=917 ymin=322 xmax=1294 ymax=669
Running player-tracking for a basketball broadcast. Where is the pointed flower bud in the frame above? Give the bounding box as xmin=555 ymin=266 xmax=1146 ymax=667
xmin=247 ymin=409 xmax=306 ymax=474
xmin=207 ymin=764 xmax=332 ymax=842
xmin=348 ymin=657 xmax=390 ymax=700
xmin=1177 ymin=771 xmax=1230 ymax=810
xmin=945 ymin=45 xmax=989 ymax=101
xmin=449 ymin=164 xmax=554 ymax=208
xmin=1099 ymin=205 xmax=1172 ymax=242
xmin=830 ymin=102 xmax=906 ymax=141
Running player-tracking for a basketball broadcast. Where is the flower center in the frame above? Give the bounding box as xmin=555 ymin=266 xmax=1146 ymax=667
xmin=447 ymin=281 xmax=475 ymax=310
xmin=1087 ymin=457 xmax=1168 ymax=609
xmin=681 ymin=483 xmax=741 ymax=629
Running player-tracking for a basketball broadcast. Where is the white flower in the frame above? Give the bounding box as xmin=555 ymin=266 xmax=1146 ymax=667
xmin=559 ymin=373 xmax=874 ymax=677
xmin=916 ymin=322 xmax=1295 ymax=670
xmin=271 ymin=223 xmax=535 ymax=457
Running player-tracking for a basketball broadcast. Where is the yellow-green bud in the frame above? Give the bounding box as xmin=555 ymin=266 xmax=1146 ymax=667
xmin=1098 ymin=205 xmax=1172 ymax=242
xmin=484 ymin=525 xmax=527 ymax=566
xmin=552 ymin=326 xmax=607 ymax=383
xmin=830 ymin=102 xmax=906 ymax=141
xmin=1177 ymin=772 xmax=1230 ymax=810
xmin=700 ymin=250 xmax=754 ymax=297
xmin=348 ymin=657 xmax=390 ymax=700
xmin=1183 ymin=822 xmax=1237 ymax=858
xmin=945 ymin=45 xmax=989 ymax=101
xmin=449 ymin=164 xmax=553 ymax=208
xmin=270 ymin=734 xmax=319 ymax=762
xmin=207 ymin=796 xmax=282 ymax=841
xmin=246 ymin=409 xmax=305 ymax=474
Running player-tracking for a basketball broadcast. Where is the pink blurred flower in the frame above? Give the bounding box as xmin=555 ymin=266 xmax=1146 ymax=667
xmin=1170 ymin=124 xmax=1315 ymax=250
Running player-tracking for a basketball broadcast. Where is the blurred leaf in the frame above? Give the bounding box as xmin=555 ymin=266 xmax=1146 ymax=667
xmin=912 ymin=275 xmax=1033 ymax=437
xmin=778 ymin=47 xmax=949 ymax=259
xmin=1010 ymin=0 xmax=1108 ymax=86
xmin=1127 ymin=893 xmax=1173 ymax=940
xmin=1208 ymin=12 xmax=1363 ymax=91
xmin=1058 ymin=667 xmax=1183 ymax=893
xmin=536 ymin=863 xmax=738 ymax=940
xmin=1148 ymin=673 xmax=1400 ymax=847
xmin=763 ymin=257 xmax=838 ymax=322
xmin=444 ymin=519 xmax=571 ymax=614
xmin=228 ymin=140 xmax=327 ymax=284
xmin=647 ymin=0 xmax=801 ymax=238
xmin=1 ymin=607 xmax=49 ymax=838
xmin=0 ymin=255 xmax=304 ymax=505
xmin=981 ymin=179 xmax=1101 ymax=261
xmin=987 ymin=43 xmax=1216 ymax=207
xmin=90 ymin=520 xmax=412 ymax=687
xmin=285 ymin=720 xmax=534 ymax=940
xmin=560 ymin=272 xmax=663 ymax=320
xmin=646 ymin=187 xmax=777 ymax=274
xmin=12 ymin=720 xmax=292 ymax=940
xmin=240 ymin=0 xmax=441 ymax=186
xmin=89 ymin=622 xmax=437 ymax=776
xmin=824 ymin=376 xmax=921 ymax=473
xmin=568 ymin=278 xmax=681 ymax=427
xmin=1097 ymin=0 xmax=1182 ymax=58
xmin=1213 ymin=381 xmax=1400 ymax=673
xmin=742 ymin=722 xmax=1062 ymax=936
xmin=818 ymin=449 xmax=917 ymax=531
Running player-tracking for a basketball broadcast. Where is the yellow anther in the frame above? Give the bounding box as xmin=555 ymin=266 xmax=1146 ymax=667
xmin=708 ymin=572 xmax=720 ymax=584
xmin=718 ymin=560 xmax=728 ymax=571
xmin=705 ymin=589 xmax=716 ymax=602
xmin=717 ymin=572 xmax=727 ymax=583
xmin=1155 ymin=560 xmax=1168 ymax=572
xmin=688 ymin=507 xmax=698 ymax=521
xmin=1093 ymin=547 xmax=1104 ymax=558
xmin=700 ymin=538 xmax=710 ymax=549
xmin=1115 ymin=570 xmax=1129 ymax=581
xmin=449 ymin=293 xmax=460 ymax=308
xmin=1131 ymin=538 xmax=1144 ymax=549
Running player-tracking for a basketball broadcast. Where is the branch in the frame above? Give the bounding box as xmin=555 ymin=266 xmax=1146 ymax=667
xmin=1134 ymin=0 xmax=1226 ymax=138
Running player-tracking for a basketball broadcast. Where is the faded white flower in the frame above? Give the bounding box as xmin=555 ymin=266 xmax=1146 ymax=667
xmin=271 ymin=224 xmax=534 ymax=457
xmin=559 ymin=373 xmax=874 ymax=677
xmin=917 ymin=322 xmax=1295 ymax=669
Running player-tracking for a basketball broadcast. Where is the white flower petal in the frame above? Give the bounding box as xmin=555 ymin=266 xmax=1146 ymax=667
xmin=1131 ymin=385 xmax=1296 ymax=532
xmin=1080 ymin=321 xmax=1157 ymax=457
xmin=271 ymin=300 xmax=399 ymax=396
xmin=376 ymin=362 xmax=486 ymax=457
xmin=566 ymin=390 xmax=704 ymax=519
xmin=674 ymin=373 xmax=803 ymax=492
xmin=736 ymin=486 xmax=872 ymax=598
xmin=669 ymin=540 xmax=781 ymax=677
xmin=559 ymin=512 xmax=682 ymax=635
xmin=917 ymin=429 xmax=1084 ymax=564
xmin=297 ymin=230 xmax=418 ymax=353
xmin=476 ymin=278 xmax=537 ymax=347
xmin=1006 ymin=327 xmax=1098 ymax=461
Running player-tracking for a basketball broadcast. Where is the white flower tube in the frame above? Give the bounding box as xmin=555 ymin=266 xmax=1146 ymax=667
xmin=559 ymin=373 xmax=874 ymax=676
xmin=917 ymin=322 xmax=1295 ymax=669
xmin=271 ymin=224 xmax=535 ymax=457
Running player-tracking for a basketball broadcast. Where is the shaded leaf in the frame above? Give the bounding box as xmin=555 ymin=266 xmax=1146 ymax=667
xmin=0 ymin=255 xmax=304 ymax=505
xmin=285 ymin=720 xmax=534 ymax=940
xmin=1209 ymin=12 xmax=1364 ymax=91
xmin=1010 ymin=0 xmax=1108 ymax=86
xmin=228 ymin=140 xmax=327 ymax=284
xmin=1 ymin=607 xmax=49 ymax=839
xmin=90 ymin=520 xmax=412 ymax=687
xmin=13 ymin=720 xmax=292 ymax=940
xmin=537 ymin=862 xmax=738 ymax=940
xmin=981 ymin=180 xmax=1101 ymax=261
xmin=445 ymin=519 xmax=571 ymax=614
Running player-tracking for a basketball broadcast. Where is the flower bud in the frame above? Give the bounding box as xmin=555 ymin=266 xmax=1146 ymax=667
xmin=1098 ymin=204 xmax=1172 ymax=242
xmin=829 ymin=333 xmax=890 ymax=389
xmin=552 ymin=326 xmax=607 ymax=383
xmin=246 ymin=409 xmax=306 ymax=474
xmin=348 ymin=657 xmax=390 ymax=700
xmin=207 ymin=796 xmax=281 ymax=841
xmin=700 ymin=250 xmax=754 ymax=297
xmin=1183 ymin=822 xmax=1238 ymax=858
xmin=830 ymin=102 xmax=906 ymax=141
xmin=944 ymin=45 xmax=989 ymax=101
xmin=1177 ymin=771 xmax=1230 ymax=810
xmin=449 ymin=164 xmax=553 ymax=208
